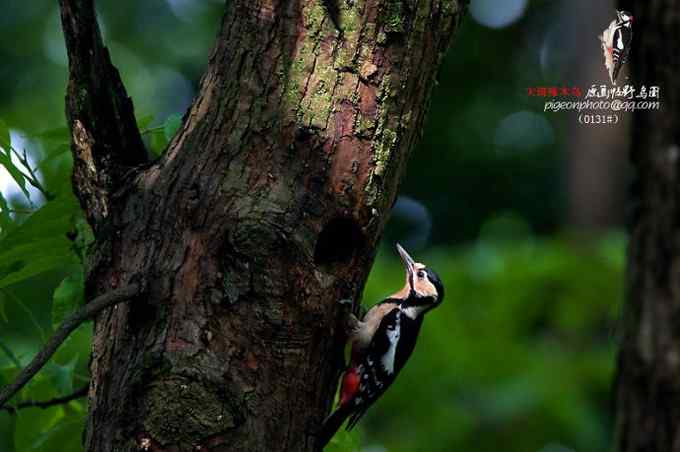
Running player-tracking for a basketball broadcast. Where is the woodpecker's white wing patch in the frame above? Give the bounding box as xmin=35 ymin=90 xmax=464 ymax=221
xmin=616 ymin=33 xmax=624 ymax=50
xmin=381 ymin=313 xmax=401 ymax=375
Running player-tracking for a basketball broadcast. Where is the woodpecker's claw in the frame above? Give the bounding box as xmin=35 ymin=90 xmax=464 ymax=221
xmin=338 ymin=298 xmax=353 ymax=306
xmin=345 ymin=313 xmax=362 ymax=337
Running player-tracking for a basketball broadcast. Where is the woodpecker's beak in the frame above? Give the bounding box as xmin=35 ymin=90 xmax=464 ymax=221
xmin=396 ymin=243 xmax=416 ymax=282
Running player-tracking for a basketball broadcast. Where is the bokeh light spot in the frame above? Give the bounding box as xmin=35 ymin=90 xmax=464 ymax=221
xmin=470 ymin=0 xmax=528 ymax=29
xmin=494 ymin=111 xmax=555 ymax=152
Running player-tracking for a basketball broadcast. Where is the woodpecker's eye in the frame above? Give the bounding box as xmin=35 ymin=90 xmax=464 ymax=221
xmin=417 ymin=270 xmax=425 ymax=279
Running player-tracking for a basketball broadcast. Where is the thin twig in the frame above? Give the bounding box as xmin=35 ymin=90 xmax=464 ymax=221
xmin=0 ymin=142 xmax=44 ymax=194
xmin=13 ymin=147 xmax=52 ymax=200
xmin=0 ymin=284 xmax=140 ymax=409
xmin=0 ymin=141 xmax=54 ymax=204
xmin=0 ymin=140 xmax=52 ymax=202
xmin=1 ymin=385 xmax=88 ymax=414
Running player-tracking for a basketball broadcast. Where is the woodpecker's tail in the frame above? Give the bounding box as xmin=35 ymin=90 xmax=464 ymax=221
xmin=316 ymin=403 xmax=353 ymax=450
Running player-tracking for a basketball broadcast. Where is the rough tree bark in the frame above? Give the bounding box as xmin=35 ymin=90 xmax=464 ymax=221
xmin=58 ymin=0 xmax=465 ymax=451
xmin=615 ymin=0 xmax=680 ymax=451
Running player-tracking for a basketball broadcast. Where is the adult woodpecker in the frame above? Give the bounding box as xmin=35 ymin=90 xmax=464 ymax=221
xmin=600 ymin=10 xmax=634 ymax=85
xmin=316 ymin=244 xmax=444 ymax=449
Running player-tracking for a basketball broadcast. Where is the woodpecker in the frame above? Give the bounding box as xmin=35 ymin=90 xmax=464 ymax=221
xmin=600 ymin=10 xmax=634 ymax=85
xmin=316 ymin=244 xmax=444 ymax=449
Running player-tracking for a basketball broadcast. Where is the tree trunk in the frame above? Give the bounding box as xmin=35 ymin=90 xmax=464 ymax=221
xmin=615 ymin=0 xmax=680 ymax=451
xmin=58 ymin=1 xmax=465 ymax=450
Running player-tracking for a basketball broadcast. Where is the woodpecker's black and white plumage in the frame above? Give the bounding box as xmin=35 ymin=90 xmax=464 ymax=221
xmin=600 ymin=10 xmax=634 ymax=85
xmin=317 ymin=244 xmax=444 ymax=449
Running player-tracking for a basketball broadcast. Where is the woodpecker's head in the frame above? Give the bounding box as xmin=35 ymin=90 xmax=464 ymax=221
xmin=396 ymin=244 xmax=444 ymax=312
xmin=617 ymin=10 xmax=634 ymax=26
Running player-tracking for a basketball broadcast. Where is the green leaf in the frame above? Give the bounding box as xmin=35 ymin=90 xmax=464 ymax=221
xmin=326 ymin=428 xmax=361 ymax=452
xmin=0 ymin=151 xmax=30 ymax=201
xmin=0 ymin=196 xmax=81 ymax=288
xmin=38 ymin=150 xmax=75 ymax=198
xmin=0 ymin=409 xmax=16 ymax=452
xmin=147 ymin=112 xmax=182 ymax=157
xmin=44 ymin=357 xmax=78 ymax=395
xmin=0 ymin=120 xmax=31 ymax=200
xmin=31 ymin=413 xmax=85 ymax=452
xmin=0 ymin=118 xmax=10 ymax=148
xmin=70 ymin=217 xmax=94 ymax=262
xmin=0 ymin=191 xmax=11 ymax=235
xmin=149 ymin=130 xmax=168 ymax=157
xmin=0 ymin=292 xmax=7 ymax=322
xmin=163 ymin=113 xmax=182 ymax=141
xmin=36 ymin=143 xmax=70 ymax=171
xmin=13 ymin=377 xmax=65 ymax=451
xmin=136 ymin=114 xmax=155 ymax=131
xmin=52 ymin=272 xmax=84 ymax=331
xmin=0 ymin=366 xmax=20 ymax=385
xmin=0 ymin=195 xmax=79 ymax=254
xmin=0 ymin=254 xmax=77 ymax=289
xmin=0 ymin=339 xmax=20 ymax=368
xmin=36 ymin=126 xmax=69 ymax=145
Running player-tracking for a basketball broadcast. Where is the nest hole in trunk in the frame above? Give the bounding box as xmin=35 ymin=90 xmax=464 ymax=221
xmin=314 ymin=217 xmax=365 ymax=267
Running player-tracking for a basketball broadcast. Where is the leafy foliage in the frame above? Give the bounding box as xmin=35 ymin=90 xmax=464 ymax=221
xmin=0 ymin=122 xmax=89 ymax=452
xmin=140 ymin=113 xmax=184 ymax=157
xmin=51 ymin=272 xmax=85 ymax=331
xmin=0 ymin=106 xmax=219 ymax=449
xmin=326 ymin=429 xmax=361 ymax=452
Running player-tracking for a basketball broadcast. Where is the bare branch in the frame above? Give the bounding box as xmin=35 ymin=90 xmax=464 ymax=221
xmin=1 ymin=385 xmax=88 ymax=414
xmin=58 ymin=0 xmax=148 ymax=230
xmin=0 ymin=284 xmax=140 ymax=410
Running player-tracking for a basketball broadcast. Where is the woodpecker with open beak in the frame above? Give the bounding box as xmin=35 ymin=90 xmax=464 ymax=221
xmin=316 ymin=244 xmax=444 ymax=449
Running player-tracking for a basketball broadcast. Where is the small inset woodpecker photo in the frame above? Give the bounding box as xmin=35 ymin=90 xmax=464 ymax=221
xmin=600 ymin=10 xmax=634 ymax=85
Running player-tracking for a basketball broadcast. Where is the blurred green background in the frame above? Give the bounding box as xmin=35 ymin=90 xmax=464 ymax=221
xmin=0 ymin=1 xmax=628 ymax=451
